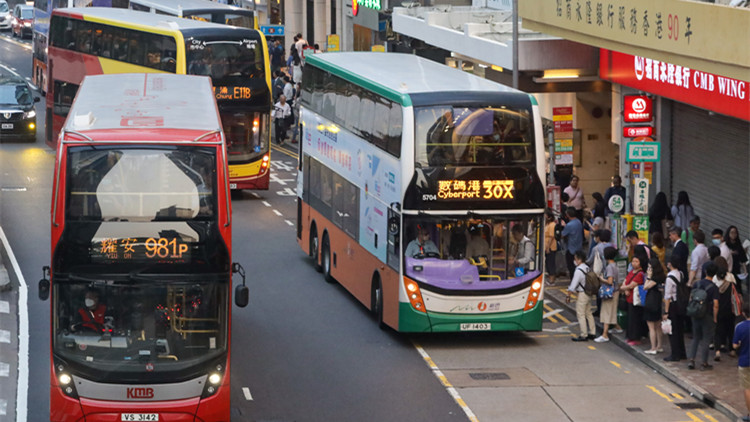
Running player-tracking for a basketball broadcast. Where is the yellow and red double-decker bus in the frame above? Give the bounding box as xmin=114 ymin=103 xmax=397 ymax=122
xmin=38 ymin=73 xmax=249 ymax=421
xmin=46 ymin=7 xmax=272 ymax=189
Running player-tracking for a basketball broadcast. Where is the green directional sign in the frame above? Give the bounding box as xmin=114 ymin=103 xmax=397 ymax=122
xmin=626 ymin=142 xmax=660 ymax=162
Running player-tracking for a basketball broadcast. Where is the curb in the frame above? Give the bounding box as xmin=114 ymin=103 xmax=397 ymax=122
xmin=546 ymin=291 xmax=744 ymax=422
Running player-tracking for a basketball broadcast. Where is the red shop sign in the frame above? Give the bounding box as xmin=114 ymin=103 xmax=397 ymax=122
xmin=600 ymin=49 xmax=750 ymax=122
xmin=623 ymin=126 xmax=653 ymax=138
xmin=623 ymin=95 xmax=653 ymax=123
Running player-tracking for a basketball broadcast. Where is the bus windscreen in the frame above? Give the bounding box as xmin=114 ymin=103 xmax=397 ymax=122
xmin=186 ymin=36 xmax=265 ymax=81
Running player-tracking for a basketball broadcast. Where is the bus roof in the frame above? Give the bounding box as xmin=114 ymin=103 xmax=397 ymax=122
xmin=305 ymin=52 xmax=526 ymax=107
xmin=53 ymin=6 xmax=256 ymax=34
xmin=128 ymin=0 xmax=254 ymax=15
xmin=64 ymin=73 xmax=222 ymax=136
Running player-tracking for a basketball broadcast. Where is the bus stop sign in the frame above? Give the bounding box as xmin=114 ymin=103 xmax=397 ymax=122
xmin=626 ymin=141 xmax=660 ymax=162
xmin=260 ymin=25 xmax=285 ymax=36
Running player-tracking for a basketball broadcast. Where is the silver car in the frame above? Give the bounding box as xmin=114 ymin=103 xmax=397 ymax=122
xmin=0 ymin=1 xmax=10 ymax=31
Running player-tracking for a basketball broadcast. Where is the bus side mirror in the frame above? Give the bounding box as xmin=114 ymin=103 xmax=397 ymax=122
xmin=39 ymin=266 xmax=50 ymax=301
xmin=388 ymin=217 xmax=400 ymax=236
xmin=232 ymin=262 xmax=248 ymax=307
xmin=235 ymin=285 xmax=249 ymax=308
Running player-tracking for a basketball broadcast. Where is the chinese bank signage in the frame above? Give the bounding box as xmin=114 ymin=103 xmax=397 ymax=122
xmin=601 ymin=49 xmax=750 ymax=122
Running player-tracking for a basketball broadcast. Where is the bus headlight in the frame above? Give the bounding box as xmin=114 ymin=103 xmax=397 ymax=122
xmin=54 ymin=359 xmax=79 ymax=399
xmin=403 ymin=277 xmax=426 ymax=313
xmin=208 ymin=373 xmax=222 ymax=385
xmin=524 ymin=276 xmax=544 ymax=311
xmin=59 ymin=373 xmax=72 ymax=385
xmin=201 ymin=364 xmax=226 ymax=399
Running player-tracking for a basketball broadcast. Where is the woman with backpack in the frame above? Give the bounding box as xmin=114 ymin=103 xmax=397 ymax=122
xmin=643 ymin=256 xmax=666 ymax=355
xmin=664 ymin=255 xmax=688 ymax=361
xmin=622 ymin=253 xmax=647 ymax=345
xmin=713 ymin=256 xmax=739 ymax=362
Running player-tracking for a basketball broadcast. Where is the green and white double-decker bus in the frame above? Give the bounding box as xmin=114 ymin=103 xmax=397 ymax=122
xmin=296 ymin=52 xmax=547 ymax=333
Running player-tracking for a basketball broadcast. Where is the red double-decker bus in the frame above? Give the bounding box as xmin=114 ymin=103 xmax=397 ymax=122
xmin=38 ymin=73 xmax=248 ymax=422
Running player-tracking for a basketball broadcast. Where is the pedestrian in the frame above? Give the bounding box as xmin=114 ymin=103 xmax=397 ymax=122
xmin=643 ymin=256 xmax=666 ymax=355
xmin=681 ymin=216 xmax=702 ymax=254
xmin=290 ymin=82 xmax=302 ymax=144
xmin=731 ymin=302 xmax=750 ymax=422
xmin=544 ymin=210 xmax=558 ymax=286
xmin=622 ymin=253 xmax=647 ymax=345
xmin=650 ymin=231 xmax=667 ymax=273
xmin=563 ymin=175 xmax=586 ymax=212
xmin=595 ymin=246 xmax=623 ymax=342
xmin=294 ymin=33 xmax=308 ymax=55
xmin=269 ymin=39 xmax=284 ymax=75
xmin=567 ymin=250 xmax=595 ymax=342
xmin=291 ymin=53 xmax=303 ymax=85
xmin=561 ymin=207 xmax=583 ymax=279
xmin=712 ymin=229 xmax=734 ymax=274
xmin=671 ymin=190 xmax=696 ymax=237
xmin=649 ymin=191 xmax=672 ymax=237
xmin=286 ymin=45 xmax=297 ymax=70
xmin=272 ymin=95 xmax=291 ymax=144
xmin=663 ymin=255 xmax=687 ymax=361
xmin=313 ymin=43 xmax=322 ymax=53
xmin=669 ymin=226 xmax=690 ymax=276
xmin=626 ymin=230 xmax=652 ymax=264
xmin=560 ymin=192 xmax=570 ymax=223
xmin=713 ymin=256 xmax=738 ymax=362
xmin=591 ymin=192 xmax=606 ymax=220
xmin=604 ymin=175 xmax=626 ymax=215
xmin=587 ymin=229 xmax=612 ymax=317
xmin=687 ymin=262 xmax=720 ymax=371
xmin=702 ymin=245 xmax=721 ymax=281
xmin=688 ymin=230 xmax=709 ymax=287
xmin=272 ymin=70 xmax=285 ymax=102
xmin=726 ymin=225 xmax=749 ymax=294
xmin=282 ymin=76 xmax=294 ymax=106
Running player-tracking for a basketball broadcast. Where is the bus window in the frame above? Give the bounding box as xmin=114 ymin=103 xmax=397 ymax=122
xmin=130 ymin=2 xmax=150 ymax=11
xmin=357 ymin=92 xmax=375 ymax=140
xmin=387 ymin=103 xmax=402 ymax=157
xmin=52 ymin=81 xmax=79 ymax=117
xmin=127 ymin=31 xmax=145 ymax=66
xmin=372 ymin=97 xmax=390 ymax=151
xmin=344 ymin=85 xmax=361 ymax=132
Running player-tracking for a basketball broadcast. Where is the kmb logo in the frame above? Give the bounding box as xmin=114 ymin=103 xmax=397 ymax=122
xmin=126 ymin=387 xmax=154 ymax=399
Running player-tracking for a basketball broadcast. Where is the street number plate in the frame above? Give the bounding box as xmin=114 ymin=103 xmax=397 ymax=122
xmin=121 ymin=414 xmax=159 ymax=421
xmin=1 ymin=123 xmax=12 ymax=129
xmin=229 ymin=183 xmax=237 ymax=189
xmin=460 ymin=323 xmax=491 ymax=331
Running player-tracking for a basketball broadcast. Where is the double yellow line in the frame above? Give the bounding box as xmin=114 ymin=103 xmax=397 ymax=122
xmin=272 ymin=143 xmax=299 ymax=160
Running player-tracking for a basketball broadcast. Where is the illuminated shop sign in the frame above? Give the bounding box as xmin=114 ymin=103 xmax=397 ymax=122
xmin=352 ymin=0 xmax=381 ymax=16
xmin=436 ymin=179 xmax=515 ymax=201
xmin=623 ymin=95 xmax=653 ymax=122
xmin=91 ymin=237 xmax=190 ymax=263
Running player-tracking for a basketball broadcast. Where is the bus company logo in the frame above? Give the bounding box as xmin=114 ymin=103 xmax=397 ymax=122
xmin=126 ymin=387 xmax=154 ymax=399
xmin=478 ymin=302 xmax=487 ymax=311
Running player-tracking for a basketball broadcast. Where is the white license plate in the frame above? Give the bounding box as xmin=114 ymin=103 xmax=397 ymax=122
xmin=121 ymin=414 xmax=159 ymax=421
xmin=1 ymin=123 xmax=12 ymax=129
xmin=460 ymin=323 xmax=491 ymax=331
xmin=229 ymin=183 xmax=237 ymax=189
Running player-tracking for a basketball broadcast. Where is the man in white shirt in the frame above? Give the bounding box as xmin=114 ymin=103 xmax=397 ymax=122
xmin=712 ymin=228 xmax=734 ymax=273
xmin=567 ymin=250 xmax=595 ymax=342
xmin=663 ymin=255 xmax=687 ymax=361
xmin=272 ymin=95 xmax=291 ymax=144
xmin=689 ymin=230 xmax=709 ymax=287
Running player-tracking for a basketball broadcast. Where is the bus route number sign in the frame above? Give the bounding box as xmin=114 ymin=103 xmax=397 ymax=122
xmin=91 ymin=237 xmax=190 ymax=262
xmin=429 ymin=179 xmax=514 ymax=201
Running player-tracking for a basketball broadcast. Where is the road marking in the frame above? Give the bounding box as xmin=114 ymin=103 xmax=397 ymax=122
xmin=0 ymin=399 xmax=6 ymax=416
xmin=269 ymin=173 xmax=294 ymax=186
xmin=696 ymin=409 xmax=719 ymax=422
xmin=285 ymin=220 xmax=294 ymax=226
xmin=587 ymin=345 xmax=596 ymax=350
xmin=0 ymin=330 xmax=9 ymax=343
xmin=671 ymin=393 xmax=684 ymax=400
xmin=242 ymin=387 xmax=253 ymax=401
xmin=0 ymin=300 xmax=8 ymax=313
xmin=273 ymin=209 xmax=283 ymax=217
xmin=543 ymin=308 xmax=562 ymax=319
xmin=0 ymin=362 xmax=8 ymax=377
xmin=250 ymin=192 xmax=261 ymax=199
xmin=261 ymin=201 xmax=271 ymax=207
xmin=684 ymin=411 xmax=704 ymax=421
xmin=610 ymin=361 xmax=621 ymax=369
xmin=646 ymin=385 xmax=673 ymax=402
xmin=0 ymin=226 xmax=28 ymax=422
xmin=276 ymin=187 xmax=297 ymax=196
xmin=413 ymin=342 xmax=478 ymax=422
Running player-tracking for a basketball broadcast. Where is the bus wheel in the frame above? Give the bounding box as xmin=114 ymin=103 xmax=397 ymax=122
xmin=371 ymin=275 xmax=385 ymax=330
xmin=310 ymin=227 xmax=321 ymax=272
xmin=322 ymin=234 xmax=335 ymax=284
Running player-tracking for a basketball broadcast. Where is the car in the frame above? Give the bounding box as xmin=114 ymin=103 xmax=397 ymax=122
xmin=11 ymin=4 xmax=32 ymax=38
xmin=0 ymin=1 xmax=10 ymax=31
xmin=0 ymin=74 xmax=39 ymax=142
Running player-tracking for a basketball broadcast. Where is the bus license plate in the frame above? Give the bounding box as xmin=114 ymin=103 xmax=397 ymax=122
xmin=1 ymin=123 xmax=12 ymax=129
xmin=121 ymin=414 xmax=159 ymax=421
xmin=460 ymin=323 xmax=491 ymax=331
xmin=229 ymin=183 xmax=237 ymax=189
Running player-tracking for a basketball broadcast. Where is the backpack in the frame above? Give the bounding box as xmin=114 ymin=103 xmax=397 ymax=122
xmin=686 ymin=283 xmax=709 ymax=318
xmin=554 ymin=222 xmax=563 ymax=242
xmin=668 ymin=272 xmax=690 ymax=316
xmin=577 ymin=267 xmax=600 ymax=296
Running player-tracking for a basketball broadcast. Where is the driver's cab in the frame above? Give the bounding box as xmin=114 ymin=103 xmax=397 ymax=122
xmin=403 ymin=216 xmax=541 ymax=291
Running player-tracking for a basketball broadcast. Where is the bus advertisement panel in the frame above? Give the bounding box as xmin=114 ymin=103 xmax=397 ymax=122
xmin=296 ymin=52 xmax=547 ymax=333
xmin=46 ymin=7 xmax=272 ymax=190
xmin=39 ymin=73 xmax=248 ymax=422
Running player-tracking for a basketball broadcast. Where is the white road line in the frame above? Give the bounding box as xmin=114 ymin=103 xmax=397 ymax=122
xmin=250 ymin=192 xmax=261 ymax=199
xmin=285 ymin=220 xmax=294 ymax=226
xmin=242 ymin=387 xmax=253 ymax=401
xmin=0 ymin=226 xmax=28 ymax=422
xmin=272 ymin=209 xmax=283 ymax=217
xmin=543 ymin=309 xmax=562 ymax=319
xmin=0 ymin=300 xmax=8 ymax=313
xmin=0 ymin=399 xmax=6 ymax=416
xmin=0 ymin=362 xmax=8 ymax=377
xmin=0 ymin=330 xmax=9 ymax=343
xmin=413 ymin=343 xmax=479 ymax=422
xmin=261 ymin=201 xmax=271 ymax=207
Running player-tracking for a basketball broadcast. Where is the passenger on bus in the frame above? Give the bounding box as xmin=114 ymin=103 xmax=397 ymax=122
xmin=466 ymin=224 xmax=490 ymax=274
xmin=405 ymin=226 xmax=439 ymax=258
xmin=509 ymin=224 xmax=535 ymax=272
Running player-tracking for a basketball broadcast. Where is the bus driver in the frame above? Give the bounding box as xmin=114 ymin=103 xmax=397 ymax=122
xmin=71 ymin=289 xmax=113 ymax=333
xmin=405 ymin=226 xmax=439 ymax=258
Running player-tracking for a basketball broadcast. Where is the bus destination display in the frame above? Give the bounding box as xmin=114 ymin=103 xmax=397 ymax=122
xmin=91 ymin=237 xmax=190 ymax=262
xmin=435 ymin=179 xmax=515 ymax=201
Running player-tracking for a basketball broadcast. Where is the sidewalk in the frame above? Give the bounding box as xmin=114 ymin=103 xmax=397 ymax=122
xmin=544 ymin=279 xmax=747 ymax=422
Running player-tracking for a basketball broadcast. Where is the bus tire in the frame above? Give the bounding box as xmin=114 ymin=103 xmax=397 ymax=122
xmin=371 ymin=275 xmax=385 ymax=330
xmin=322 ymin=233 xmax=335 ymax=284
xmin=310 ymin=224 xmax=322 ymax=272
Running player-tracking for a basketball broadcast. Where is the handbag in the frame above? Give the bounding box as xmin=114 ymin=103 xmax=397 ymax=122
xmin=731 ymin=283 xmax=743 ymax=317
xmin=618 ymin=293 xmax=628 ymax=311
xmin=598 ymin=282 xmax=615 ymax=300
xmin=633 ymin=284 xmax=648 ymax=307
xmin=661 ymin=318 xmax=672 ymax=335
